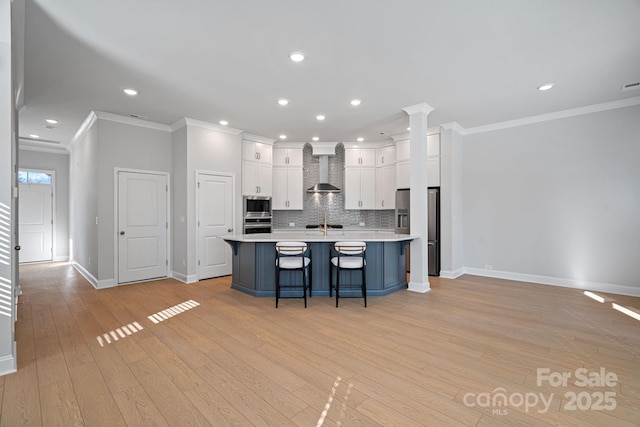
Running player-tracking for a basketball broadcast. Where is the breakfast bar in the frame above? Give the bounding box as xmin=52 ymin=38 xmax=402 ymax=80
xmin=224 ymin=232 xmax=415 ymax=298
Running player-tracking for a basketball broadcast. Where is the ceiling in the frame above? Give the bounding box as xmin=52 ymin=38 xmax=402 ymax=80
xmin=16 ymin=0 xmax=640 ymax=147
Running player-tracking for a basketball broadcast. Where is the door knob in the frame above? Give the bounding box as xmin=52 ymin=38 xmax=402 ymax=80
xmin=119 ymin=231 xmax=125 ymax=235
xmin=228 ymin=228 xmax=233 ymax=232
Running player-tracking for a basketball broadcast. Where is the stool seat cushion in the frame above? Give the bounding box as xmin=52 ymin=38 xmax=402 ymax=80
xmin=331 ymin=256 xmax=365 ymax=269
xmin=277 ymin=257 xmax=311 ymax=269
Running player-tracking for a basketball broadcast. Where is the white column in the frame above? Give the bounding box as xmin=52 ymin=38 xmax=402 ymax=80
xmin=403 ymin=103 xmax=434 ymax=293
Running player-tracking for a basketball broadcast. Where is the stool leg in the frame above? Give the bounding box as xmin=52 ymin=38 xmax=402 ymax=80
xmin=302 ymin=267 xmax=307 ymax=308
xmin=275 ymin=264 xmax=280 ymax=308
xmin=362 ymin=266 xmax=367 ymax=308
xmin=335 ymin=264 xmax=340 ymax=308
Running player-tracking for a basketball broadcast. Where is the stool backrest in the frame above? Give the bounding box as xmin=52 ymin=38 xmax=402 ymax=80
xmin=334 ymin=241 xmax=366 ymax=256
xmin=276 ymin=241 xmax=308 ymax=256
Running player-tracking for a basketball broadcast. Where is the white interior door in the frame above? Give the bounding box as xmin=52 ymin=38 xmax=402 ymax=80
xmin=197 ymin=173 xmax=234 ymax=279
xmin=19 ymin=184 xmax=53 ymax=263
xmin=118 ymin=171 xmax=168 ymax=284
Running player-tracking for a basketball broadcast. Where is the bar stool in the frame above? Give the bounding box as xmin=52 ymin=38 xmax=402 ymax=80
xmin=275 ymin=242 xmax=312 ymax=308
xmin=330 ymin=241 xmax=367 ymax=307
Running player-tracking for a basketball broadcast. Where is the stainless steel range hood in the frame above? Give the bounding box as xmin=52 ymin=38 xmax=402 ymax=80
xmin=306 ymin=142 xmax=341 ymax=193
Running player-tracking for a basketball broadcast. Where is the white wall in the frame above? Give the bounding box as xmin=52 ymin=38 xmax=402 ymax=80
xmin=181 ymin=123 xmax=242 ymax=282
xmin=439 ymin=127 xmax=465 ymax=276
xmin=171 ymin=125 xmax=188 ymax=280
xmin=69 ymin=117 xmax=99 ymax=279
xmin=461 ymin=104 xmax=640 ymax=295
xmin=19 ymin=148 xmax=70 ymax=261
xmin=1 ymin=0 xmax=17 ymax=375
xmin=96 ymin=117 xmax=173 ymax=284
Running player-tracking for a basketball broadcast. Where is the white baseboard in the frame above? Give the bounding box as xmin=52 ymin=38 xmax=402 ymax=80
xmin=171 ymin=272 xmax=198 ymax=284
xmin=96 ymin=278 xmax=116 ymax=289
xmin=0 ymin=342 xmax=17 ymax=376
xmin=408 ymin=280 xmax=431 ymax=293
xmin=439 ymin=268 xmax=465 ymax=279
xmin=71 ymin=261 xmax=98 ymax=288
xmin=172 ymin=271 xmax=188 ymax=283
xmin=462 ymin=267 xmax=640 ymax=297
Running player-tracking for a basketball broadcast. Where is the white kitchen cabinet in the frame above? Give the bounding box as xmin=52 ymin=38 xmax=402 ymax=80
xmin=345 ymin=148 xmax=376 ymax=167
xmin=396 ymin=160 xmax=440 ymax=188
xmin=396 ymin=139 xmax=410 ymax=162
xmin=376 ymin=145 xmax=396 ymax=167
xmin=272 ymin=167 xmax=303 ymax=210
xmin=396 ymin=162 xmax=410 ymax=189
xmin=242 ymin=162 xmax=272 ymax=196
xmin=376 ymin=165 xmax=396 ymax=209
xmin=345 ymin=167 xmax=376 ymax=210
xmin=242 ymin=140 xmax=273 ymax=163
xmin=273 ymin=147 xmax=303 ymax=167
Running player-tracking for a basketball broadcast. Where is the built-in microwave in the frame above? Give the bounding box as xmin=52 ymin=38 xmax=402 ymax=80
xmin=243 ymin=196 xmax=272 ymax=218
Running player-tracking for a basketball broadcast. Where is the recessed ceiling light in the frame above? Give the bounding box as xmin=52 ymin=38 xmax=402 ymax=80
xmin=316 ymin=115 xmax=325 ymax=121
xmin=357 ymin=137 xmax=364 ymax=142
xmin=277 ymin=99 xmax=289 ymax=106
xmin=29 ymin=134 xmax=40 ymax=138
xmin=289 ymin=51 xmax=305 ymax=62
xmin=279 ymin=134 xmax=287 ymax=140
xmin=219 ymin=120 xmax=228 ymax=126
xmin=123 ymin=88 xmax=138 ymax=96
xmin=537 ymin=83 xmax=554 ymax=91
xmin=45 ymin=119 xmax=58 ymax=124
xmin=312 ymin=136 xmax=319 ymax=141
xmin=350 ymin=99 xmax=362 ymax=106
xmin=407 ymin=127 xmax=411 ymax=131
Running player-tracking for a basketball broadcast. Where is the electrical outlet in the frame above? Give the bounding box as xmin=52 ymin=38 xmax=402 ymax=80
xmin=359 ymin=222 xmax=365 ymax=227
xmin=484 ymin=264 xmax=493 ymax=270
xmin=88 ymin=257 xmax=91 ymax=266
xmin=289 ymin=222 xmax=295 ymax=227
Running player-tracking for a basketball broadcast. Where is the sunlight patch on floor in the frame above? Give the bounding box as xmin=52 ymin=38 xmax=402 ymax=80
xmin=147 ymin=300 xmax=200 ymax=324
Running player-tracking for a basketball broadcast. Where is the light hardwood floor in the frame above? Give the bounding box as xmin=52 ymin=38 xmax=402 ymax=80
xmin=1 ymin=263 xmax=639 ymax=426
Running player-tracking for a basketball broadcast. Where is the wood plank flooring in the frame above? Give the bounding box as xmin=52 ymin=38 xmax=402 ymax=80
xmin=1 ymin=263 xmax=639 ymax=426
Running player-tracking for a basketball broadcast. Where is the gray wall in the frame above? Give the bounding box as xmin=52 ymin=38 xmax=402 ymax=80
xmin=19 ymin=149 xmax=70 ymax=261
xmin=69 ymin=119 xmax=99 ymax=278
xmin=96 ymin=118 xmax=173 ymax=283
xmin=461 ymin=104 xmax=640 ymax=292
xmin=171 ymin=126 xmax=188 ymax=279
xmin=182 ymin=124 xmax=242 ymax=282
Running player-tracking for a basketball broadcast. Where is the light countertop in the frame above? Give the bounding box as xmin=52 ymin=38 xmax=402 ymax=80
xmin=224 ymin=231 xmax=416 ymax=243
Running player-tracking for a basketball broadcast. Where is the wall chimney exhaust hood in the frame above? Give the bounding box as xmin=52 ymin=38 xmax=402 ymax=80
xmin=307 ymin=142 xmax=341 ymax=193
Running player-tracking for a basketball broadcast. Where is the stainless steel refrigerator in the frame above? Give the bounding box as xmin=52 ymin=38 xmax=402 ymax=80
xmin=395 ymin=188 xmax=440 ymax=276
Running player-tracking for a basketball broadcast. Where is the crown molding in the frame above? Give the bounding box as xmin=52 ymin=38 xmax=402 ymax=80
xmin=440 ymin=122 xmax=468 ymax=135
xmin=463 ymin=96 xmax=640 ymax=135
xmin=94 ymin=111 xmax=172 ymax=132
xmin=68 ymin=111 xmax=98 ymax=149
xmin=242 ymin=133 xmax=276 ymax=145
xmin=402 ymin=102 xmax=435 ymax=116
xmin=273 ymin=141 xmax=306 ymax=149
xmin=172 ymin=117 xmax=244 ymax=135
xmin=18 ymin=139 xmax=70 ymax=154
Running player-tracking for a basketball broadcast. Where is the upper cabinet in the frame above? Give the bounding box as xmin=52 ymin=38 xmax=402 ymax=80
xmin=395 ymin=133 xmax=441 ymax=188
xmin=376 ymin=145 xmax=396 ymax=167
xmin=242 ymin=140 xmax=273 ymax=163
xmin=345 ymin=148 xmax=376 ymax=167
xmin=273 ymin=146 xmax=303 ymax=167
xmin=272 ymin=142 xmax=304 ymax=209
xmin=242 ymin=136 xmax=274 ymax=196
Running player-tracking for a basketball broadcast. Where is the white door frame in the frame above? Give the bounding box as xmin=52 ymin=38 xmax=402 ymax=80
xmin=114 ymin=167 xmax=171 ymax=285
xmin=18 ymin=168 xmax=56 ymax=263
xmin=195 ymin=170 xmax=236 ymax=280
